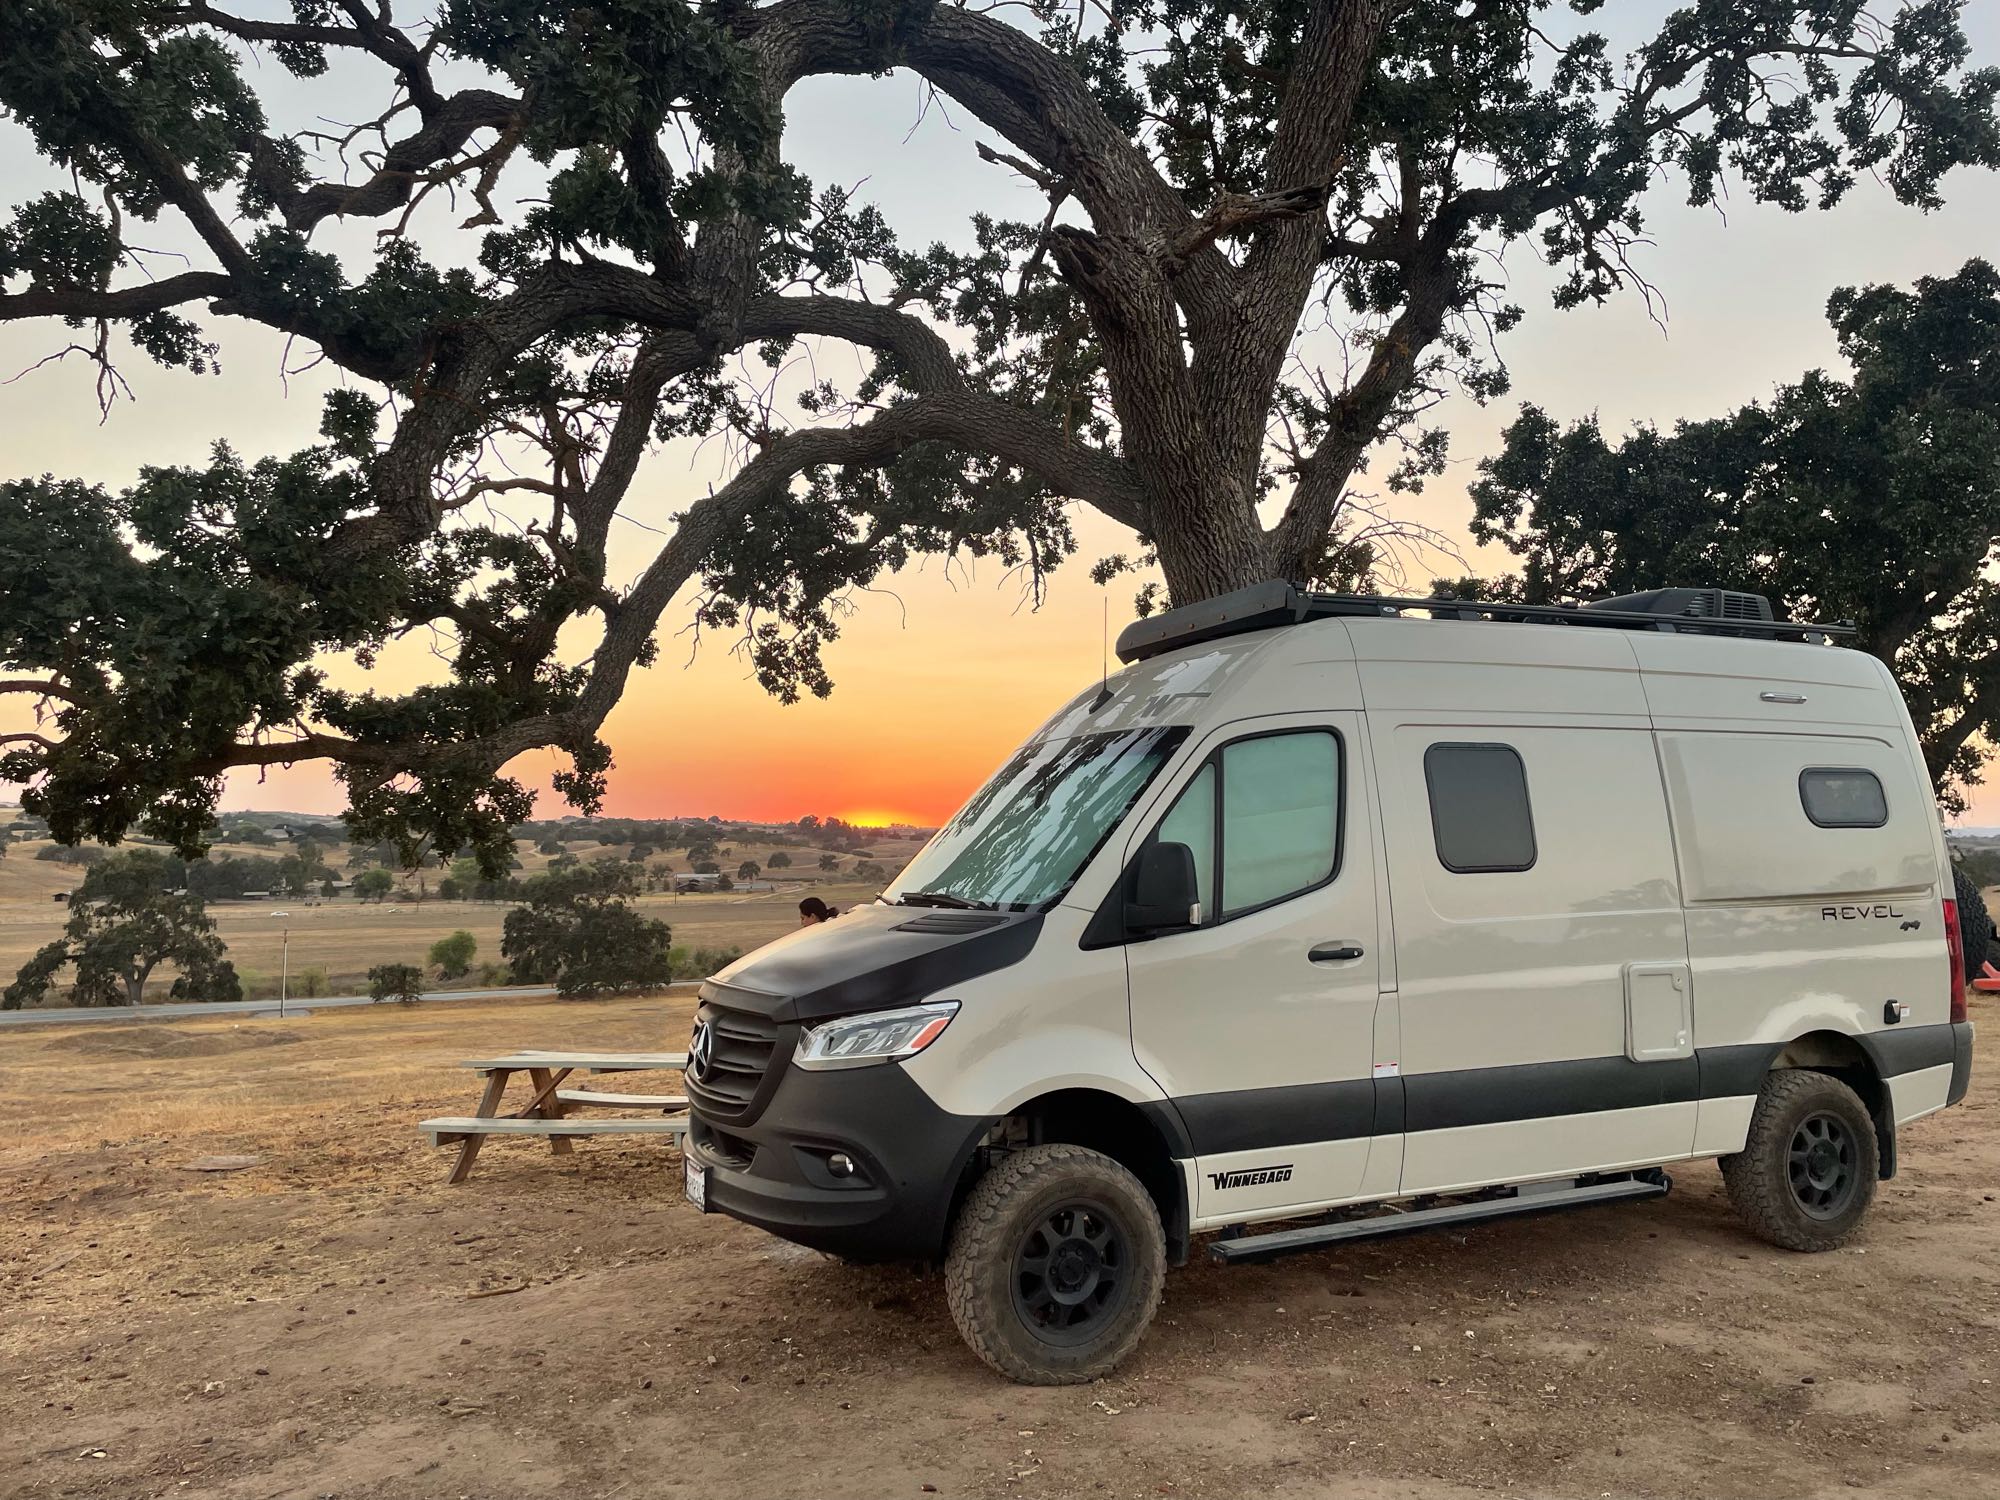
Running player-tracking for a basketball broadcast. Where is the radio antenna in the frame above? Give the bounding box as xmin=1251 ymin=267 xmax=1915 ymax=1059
xmin=1090 ymin=596 xmax=1114 ymax=712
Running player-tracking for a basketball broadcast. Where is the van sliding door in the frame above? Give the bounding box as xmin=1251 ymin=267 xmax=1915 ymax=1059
xmin=1373 ymin=721 xmax=1699 ymax=1194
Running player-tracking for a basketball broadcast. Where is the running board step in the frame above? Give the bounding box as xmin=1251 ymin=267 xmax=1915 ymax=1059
xmin=1209 ymin=1172 xmax=1671 ymax=1266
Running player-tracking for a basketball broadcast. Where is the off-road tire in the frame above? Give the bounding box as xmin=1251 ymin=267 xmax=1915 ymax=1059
xmin=944 ymin=1143 xmax=1166 ymax=1385
xmin=1721 ymin=1069 xmax=1878 ymax=1252
xmin=1953 ymin=864 xmax=1993 ymax=983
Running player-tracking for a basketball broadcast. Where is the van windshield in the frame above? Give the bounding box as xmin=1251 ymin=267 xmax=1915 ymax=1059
xmin=888 ymin=726 xmax=1189 ymax=911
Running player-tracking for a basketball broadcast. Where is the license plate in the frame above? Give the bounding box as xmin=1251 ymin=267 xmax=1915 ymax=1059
xmin=684 ymin=1155 xmax=707 ymax=1212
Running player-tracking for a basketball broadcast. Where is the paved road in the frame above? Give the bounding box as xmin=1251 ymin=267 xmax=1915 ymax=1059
xmin=0 ymin=984 xmax=565 ymax=1028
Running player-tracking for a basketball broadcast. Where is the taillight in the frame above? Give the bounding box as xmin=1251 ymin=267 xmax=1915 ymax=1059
xmin=1944 ymin=897 xmax=1968 ymax=1024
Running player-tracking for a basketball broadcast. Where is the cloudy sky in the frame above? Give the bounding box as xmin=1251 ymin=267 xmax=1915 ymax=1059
xmin=4 ymin=7 xmax=1998 ymax=828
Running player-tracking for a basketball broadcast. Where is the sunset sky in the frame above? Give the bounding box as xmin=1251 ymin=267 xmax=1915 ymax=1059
xmin=4 ymin=11 xmax=1999 ymax=830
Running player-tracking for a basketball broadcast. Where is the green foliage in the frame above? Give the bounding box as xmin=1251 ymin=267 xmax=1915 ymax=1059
xmin=353 ymin=868 xmax=396 ymax=902
xmin=428 ymin=929 xmax=478 ymax=979
xmin=766 ymin=850 xmax=791 ymax=870
xmin=668 ymin=943 xmax=743 ymax=981
xmin=852 ymin=860 xmax=888 ymax=881
xmin=295 ymin=964 xmax=330 ymax=999
xmin=367 ymin=962 xmax=424 ymax=1004
xmin=501 ymin=861 xmax=670 ymax=996
xmin=736 ymin=859 xmax=760 ymax=880
xmin=34 ymin=843 xmax=106 ymax=866
xmin=1468 ymin=258 xmax=2000 ymax=811
xmin=2 ymin=849 xmax=238 ymax=1009
xmin=818 ymin=854 xmax=839 ymax=872
xmin=1 ymin=0 xmax=1994 ymax=864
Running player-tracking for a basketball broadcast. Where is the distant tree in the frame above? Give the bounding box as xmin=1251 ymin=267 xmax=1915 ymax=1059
xmin=1468 ymin=259 xmax=2000 ymax=812
xmin=367 ymin=963 xmax=424 ymax=1005
xmin=853 ymin=861 xmax=888 ymax=882
xmin=692 ymin=859 xmax=720 ymax=875
xmin=296 ymin=965 xmax=330 ymax=998
xmin=428 ymin=930 xmax=478 ymax=980
xmin=35 ymin=844 xmax=107 ymax=866
xmin=538 ymin=839 xmax=564 ymax=857
xmin=797 ymin=817 xmax=821 ymax=835
xmin=629 ymin=844 xmax=655 ymax=862
xmin=686 ymin=840 xmax=719 ymax=866
xmin=354 ymin=869 xmax=396 ymax=903
xmin=737 ymin=860 xmax=761 ymax=881
xmin=274 ymin=849 xmax=332 ymax=897
xmin=3 ymin=850 xmax=238 ymax=1008
xmin=502 ymin=863 xmax=670 ymax=997
xmin=319 ymin=877 xmax=338 ymax=899
xmin=766 ymin=851 xmax=792 ymax=870
xmin=818 ymin=854 xmax=839 ymax=873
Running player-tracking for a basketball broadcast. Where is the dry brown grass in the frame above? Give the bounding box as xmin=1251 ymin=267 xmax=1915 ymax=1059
xmin=0 ymin=877 xmax=887 ymax=1001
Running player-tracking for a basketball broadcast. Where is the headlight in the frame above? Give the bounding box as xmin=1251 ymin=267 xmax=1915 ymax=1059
xmin=793 ymin=1000 xmax=960 ymax=1071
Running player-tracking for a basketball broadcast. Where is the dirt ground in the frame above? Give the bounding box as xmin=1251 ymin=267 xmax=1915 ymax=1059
xmin=3 ymin=994 xmax=1996 ymax=1500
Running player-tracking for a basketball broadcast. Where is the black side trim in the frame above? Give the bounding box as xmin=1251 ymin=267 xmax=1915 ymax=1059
xmin=1146 ymin=1025 xmax=1971 ymax=1161
xmin=1949 ymin=1020 xmax=1975 ymax=1107
xmin=1173 ymin=1079 xmax=1374 ymax=1155
xmin=1405 ymin=1054 xmax=1697 ymax=1134
xmin=1371 ymin=1073 xmax=1406 ymax=1136
xmin=1858 ymin=1021 xmax=1960 ymax=1079
xmin=1697 ymin=1042 xmax=1779 ymax=1101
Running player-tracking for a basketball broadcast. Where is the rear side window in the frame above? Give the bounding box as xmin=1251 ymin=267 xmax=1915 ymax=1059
xmin=1799 ymin=767 xmax=1888 ymax=828
xmin=1425 ymin=743 xmax=1536 ymax=873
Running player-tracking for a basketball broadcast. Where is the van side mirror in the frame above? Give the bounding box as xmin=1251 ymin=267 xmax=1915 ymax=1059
xmin=1126 ymin=841 xmax=1202 ymax=934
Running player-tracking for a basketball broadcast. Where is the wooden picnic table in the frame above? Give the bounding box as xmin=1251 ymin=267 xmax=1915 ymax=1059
xmin=423 ymin=1051 xmax=689 ymax=1184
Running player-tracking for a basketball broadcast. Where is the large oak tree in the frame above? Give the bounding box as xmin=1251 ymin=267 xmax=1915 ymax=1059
xmin=1464 ymin=257 xmax=2000 ymax=811
xmin=1 ymin=0 xmax=1995 ymax=868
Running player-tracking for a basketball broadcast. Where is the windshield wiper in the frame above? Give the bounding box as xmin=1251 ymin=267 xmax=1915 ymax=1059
xmin=897 ymin=890 xmax=992 ymax=910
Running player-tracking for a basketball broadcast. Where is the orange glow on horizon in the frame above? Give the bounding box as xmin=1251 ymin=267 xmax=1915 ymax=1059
xmin=838 ymin=810 xmax=931 ymax=830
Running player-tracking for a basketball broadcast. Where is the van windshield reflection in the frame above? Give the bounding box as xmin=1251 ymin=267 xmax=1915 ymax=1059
xmin=889 ymin=727 xmax=1189 ymax=911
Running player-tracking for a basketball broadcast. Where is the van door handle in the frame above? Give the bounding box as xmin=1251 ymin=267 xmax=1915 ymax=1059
xmin=1309 ymin=942 xmax=1365 ymax=963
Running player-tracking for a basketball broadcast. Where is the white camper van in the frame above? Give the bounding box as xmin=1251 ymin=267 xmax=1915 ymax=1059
xmin=681 ymin=583 xmax=1975 ymax=1384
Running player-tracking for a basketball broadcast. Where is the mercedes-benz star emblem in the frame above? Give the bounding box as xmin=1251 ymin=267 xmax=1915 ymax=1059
xmin=687 ymin=1018 xmax=714 ymax=1084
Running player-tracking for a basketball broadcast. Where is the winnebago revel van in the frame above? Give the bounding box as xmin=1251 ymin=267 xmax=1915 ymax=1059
xmin=681 ymin=583 xmax=1976 ymax=1384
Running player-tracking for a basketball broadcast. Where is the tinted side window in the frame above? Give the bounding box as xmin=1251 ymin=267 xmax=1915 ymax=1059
xmin=1220 ymin=733 xmax=1341 ymax=915
xmin=1140 ymin=730 xmax=1341 ymax=927
xmin=1154 ymin=764 xmax=1216 ymax=917
xmin=1425 ymin=743 xmax=1536 ymax=873
xmin=1799 ymin=767 xmax=1888 ymax=828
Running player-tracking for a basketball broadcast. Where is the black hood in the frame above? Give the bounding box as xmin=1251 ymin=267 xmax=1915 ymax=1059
xmin=698 ymin=902 xmax=1044 ymax=1023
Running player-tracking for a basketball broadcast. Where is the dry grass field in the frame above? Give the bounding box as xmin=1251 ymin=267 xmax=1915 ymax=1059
xmin=0 ymin=803 xmax=927 ymax=1001
xmin=2 ymin=992 xmax=1997 ymax=1500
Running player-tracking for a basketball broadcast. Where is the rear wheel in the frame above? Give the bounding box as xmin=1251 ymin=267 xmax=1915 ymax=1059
xmin=944 ymin=1143 xmax=1165 ymax=1385
xmin=1721 ymin=1069 xmax=1877 ymax=1251
xmin=1953 ymin=864 xmax=1993 ymax=982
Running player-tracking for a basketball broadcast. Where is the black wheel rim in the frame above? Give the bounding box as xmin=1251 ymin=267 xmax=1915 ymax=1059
xmin=1010 ymin=1197 xmax=1132 ymax=1347
xmin=1787 ymin=1110 xmax=1860 ymax=1220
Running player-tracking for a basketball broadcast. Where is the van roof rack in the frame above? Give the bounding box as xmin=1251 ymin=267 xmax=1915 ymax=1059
xmin=1114 ymin=580 xmax=1855 ymax=665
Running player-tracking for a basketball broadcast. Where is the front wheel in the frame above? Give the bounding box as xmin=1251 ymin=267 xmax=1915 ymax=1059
xmin=944 ymin=1143 xmax=1166 ymax=1385
xmin=1721 ymin=1069 xmax=1878 ymax=1251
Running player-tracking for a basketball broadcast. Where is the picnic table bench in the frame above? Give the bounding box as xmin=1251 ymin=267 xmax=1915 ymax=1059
xmin=421 ymin=1051 xmax=689 ymax=1184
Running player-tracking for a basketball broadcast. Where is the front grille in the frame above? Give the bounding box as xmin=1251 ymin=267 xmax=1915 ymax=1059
xmin=686 ymin=1000 xmax=784 ymax=1123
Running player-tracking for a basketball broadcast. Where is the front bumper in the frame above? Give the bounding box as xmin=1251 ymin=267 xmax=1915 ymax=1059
xmin=685 ymin=1059 xmax=989 ymax=1262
